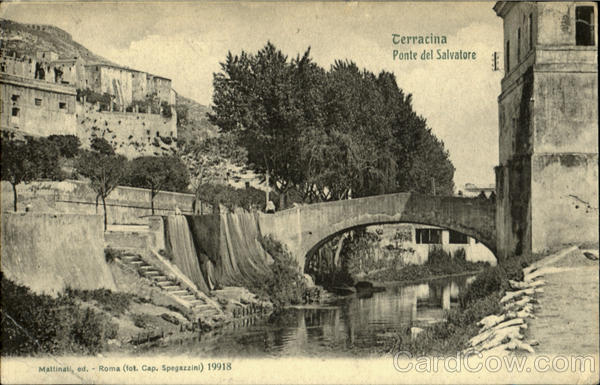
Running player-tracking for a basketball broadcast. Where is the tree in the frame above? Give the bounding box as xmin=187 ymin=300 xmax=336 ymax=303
xmin=47 ymin=135 xmax=81 ymax=158
xmin=124 ymin=155 xmax=190 ymax=214
xmin=90 ymin=137 xmax=115 ymax=155
xmin=1 ymin=136 xmax=63 ymax=211
xmin=75 ymin=150 xmax=126 ymax=230
xmin=209 ymin=42 xmax=317 ymax=207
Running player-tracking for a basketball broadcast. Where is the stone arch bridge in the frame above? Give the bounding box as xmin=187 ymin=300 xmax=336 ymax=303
xmin=257 ymin=192 xmax=496 ymax=269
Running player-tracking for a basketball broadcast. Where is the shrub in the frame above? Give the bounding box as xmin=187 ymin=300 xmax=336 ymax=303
xmin=64 ymin=287 xmax=133 ymax=316
xmin=1 ymin=274 xmax=119 ymax=355
xmin=90 ymin=137 xmax=115 ymax=155
xmin=158 ymin=249 xmax=174 ymax=261
xmin=458 ymin=266 xmax=506 ymax=307
xmin=47 ymin=135 xmax=81 ymax=158
xmin=104 ymin=247 xmax=124 ymax=263
xmin=250 ymin=235 xmax=310 ymax=307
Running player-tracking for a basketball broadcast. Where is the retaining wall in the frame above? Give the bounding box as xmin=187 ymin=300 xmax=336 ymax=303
xmin=1 ymin=180 xmax=212 ymax=225
xmin=1 ymin=212 xmax=116 ymax=294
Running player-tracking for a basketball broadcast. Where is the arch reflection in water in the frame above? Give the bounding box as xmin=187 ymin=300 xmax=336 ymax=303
xmin=147 ymin=274 xmax=475 ymax=357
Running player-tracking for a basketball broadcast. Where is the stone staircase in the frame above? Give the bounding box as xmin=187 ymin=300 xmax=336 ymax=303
xmin=118 ymin=251 xmax=222 ymax=320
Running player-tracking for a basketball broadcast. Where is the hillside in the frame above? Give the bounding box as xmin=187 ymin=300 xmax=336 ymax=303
xmin=0 ymin=18 xmax=112 ymax=64
xmin=175 ymin=92 xmax=220 ymax=144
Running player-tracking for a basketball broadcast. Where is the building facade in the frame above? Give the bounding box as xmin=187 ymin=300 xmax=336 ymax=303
xmin=1 ymin=74 xmax=77 ymax=136
xmin=494 ymin=2 xmax=598 ymax=259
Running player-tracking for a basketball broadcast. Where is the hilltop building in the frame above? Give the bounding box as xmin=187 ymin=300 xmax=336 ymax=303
xmin=494 ymin=2 xmax=598 ymax=258
xmin=1 ymin=45 xmax=177 ymax=157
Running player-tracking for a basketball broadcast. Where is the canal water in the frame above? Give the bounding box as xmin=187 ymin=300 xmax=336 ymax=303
xmin=148 ymin=274 xmax=476 ymax=357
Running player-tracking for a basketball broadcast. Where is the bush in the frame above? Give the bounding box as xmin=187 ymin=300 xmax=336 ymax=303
xmin=1 ymin=274 xmax=119 ymax=355
xmin=458 ymin=266 xmax=506 ymax=307
xmin=64 ymin=287 xmax=133 ymax=316
xmin=47 ymin=135 xmax=81 ymax=158
xmin=90 ymin=137 xmax=115 ymax=155
xmin=248 ymin=235 xmax=311 ymax=307
xmin=196 ymin=183 xmax=278 ymax=212
xmin=104 ymin=247 xmax=124 ymax=263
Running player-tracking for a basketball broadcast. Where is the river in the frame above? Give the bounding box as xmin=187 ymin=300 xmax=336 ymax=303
xmin=142 ymin=274 xmax=476 ymax=357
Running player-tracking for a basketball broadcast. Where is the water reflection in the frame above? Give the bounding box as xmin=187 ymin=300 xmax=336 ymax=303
xmin=149 ymin=275 xmax=475 ymax=357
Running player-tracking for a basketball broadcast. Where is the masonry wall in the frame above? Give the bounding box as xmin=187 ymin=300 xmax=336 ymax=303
xmin=1 ymin=76 xmax=77 ymax=136
xmin=1 ymin=180 xmax=211 ymax=225
xmin=530 ymin=70 xmax=599 ymax=253
xmin=1 ymin=212 xmax=116 ymax=294
xmin=76 ymin=102 xmax=177 ymax=158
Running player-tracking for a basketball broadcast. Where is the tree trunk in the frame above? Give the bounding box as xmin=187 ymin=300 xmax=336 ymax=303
xmin=151 ymin=190 xmax=155 ymax=215
xmin=12 ymin=183 xmax=17 ymax=212
xmin=95 ymin=194 xmax=100 ymax=214
xmin=265 ymin=169 xmax=270 ymax=206
xmin=102 ymin=195 xmax=108 ymax=231
xmin=333 ymin=234 xmax=346 ymax=269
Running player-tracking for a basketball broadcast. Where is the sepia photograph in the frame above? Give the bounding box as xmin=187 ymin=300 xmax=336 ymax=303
xmin=0 ymin=0 xmax=598 ymax=383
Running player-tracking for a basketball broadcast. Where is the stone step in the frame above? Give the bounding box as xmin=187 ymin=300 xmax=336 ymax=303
xmin=121 ymin=255 xmax=140 ymax=260
xmin=170 ymin=290 xmax=188 ymax=295
xmin=162 ymin=285 xmax=180 ymax=291
xmin=129 ymin=260 xmax=144 ymax=265
xmin=142 ymin=271 xmax=160 ymax=277
xmin=193 ymin=304 xmax=215 ymax=310
xmin=156 ymin=280 xmax=175 ymax=286
xmin=139 ymin=265 xmax=155 ymax=270
xmin=179 ymin=295 xmax=196 ymax=301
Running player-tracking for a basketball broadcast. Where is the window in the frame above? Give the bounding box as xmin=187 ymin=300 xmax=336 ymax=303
xmin=415 ymin=228 xmax=442 ymax=244
xmin=35 ymin=98 xmax=42 ymax=106
xmin=576 ymin=6 xmax=595 ymax=46
xmin=59 ymin=102 xmax=67 ymax=109
xmin=529 ymin=13 xmax=533 ymax=51
xmin=11 ymin=94 xmax=20 ymax=102
xmin=505 ymin=40 xmax=510 ymax=72
xmin=517 ymin=28 xmax=521 ymax=62
xmin=449 ymin=230 xmax=468 ymax=244
xmin=11 ymin=107 xmax=20 ymax=117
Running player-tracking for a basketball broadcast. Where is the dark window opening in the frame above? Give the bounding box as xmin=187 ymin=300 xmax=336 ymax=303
xmin=505 ymin=40 xmax=510 ymax=72
xmin=449 ymin=230 xmax=469 ymax=244
xmin=529 ymin=13 xmax=533 ymax=51
xmin=517 ymin=28 xmax=521 ymax=62
xmin=415 ymin=228 xmax=442 ymax=244
xmin=11 ymin=94 xmax=20 ymax=102
xmin=59 ymin=102 xmax=67 ymax=109
xmin=576 ymin=6 xmax=595 ymax=46
xmin=35 ymin=98 xmax=42 ymax=106
xmin=11 ymin=107 xmax=20 ymax=117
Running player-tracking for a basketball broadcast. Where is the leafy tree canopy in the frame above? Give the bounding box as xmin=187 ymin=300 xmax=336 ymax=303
xmin=209 ymin=42 xmax=455 ymax=202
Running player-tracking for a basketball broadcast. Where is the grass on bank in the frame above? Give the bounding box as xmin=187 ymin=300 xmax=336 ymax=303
xmin=384 ymin=253 xmax=543 ymax=356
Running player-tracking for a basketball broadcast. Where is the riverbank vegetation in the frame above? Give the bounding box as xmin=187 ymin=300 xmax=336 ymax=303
xmin=366 ymin=248 xmax=488 ymax=283
xmin=250 ymin=235 xmax=321 ymax=308
xmin=384 ymin=254 xmax=541 ymax=356
xmin=0 ymin=273 xmax=196 ymax=356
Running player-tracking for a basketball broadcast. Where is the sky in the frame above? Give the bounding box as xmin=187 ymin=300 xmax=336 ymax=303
xmin=1 ymin=1 xmax=503 ymax=190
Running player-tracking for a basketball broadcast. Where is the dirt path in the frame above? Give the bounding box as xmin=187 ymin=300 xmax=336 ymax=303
xmin=527 ymin=249 xmax=599 ymax=355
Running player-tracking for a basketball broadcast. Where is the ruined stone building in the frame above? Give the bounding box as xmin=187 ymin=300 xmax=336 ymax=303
xmin=494 ymin=2 xmax=598 ymax=259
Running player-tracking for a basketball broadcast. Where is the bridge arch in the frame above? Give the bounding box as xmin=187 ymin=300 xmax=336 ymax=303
xmin=257 ymin=192 xmax=496 ymax=269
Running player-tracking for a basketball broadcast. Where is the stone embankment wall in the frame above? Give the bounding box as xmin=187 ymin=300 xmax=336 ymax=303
xmin=1 ymin=180 xmax=211 ymax=225
xmin=1 ymin=212 xmax=116 ymax=294
xmin=75 ymin=102 xmax=177 ymax=158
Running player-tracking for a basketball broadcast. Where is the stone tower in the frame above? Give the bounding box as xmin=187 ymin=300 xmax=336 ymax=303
xmin=494 ymin=2 xmax=598 ymax=259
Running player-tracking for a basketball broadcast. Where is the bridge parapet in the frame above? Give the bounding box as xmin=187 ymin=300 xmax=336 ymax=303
xmin=258 ymin=192 xmax=496 ymax=268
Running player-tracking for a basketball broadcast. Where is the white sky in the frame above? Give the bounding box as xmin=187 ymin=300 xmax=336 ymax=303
xmin=1 ymin=1 xmax=503 ymax=190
